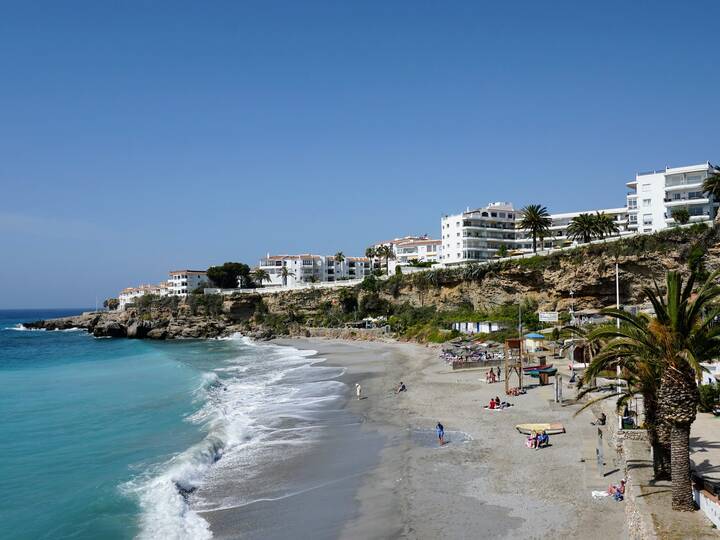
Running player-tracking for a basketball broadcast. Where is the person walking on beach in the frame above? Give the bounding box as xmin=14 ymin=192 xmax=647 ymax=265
xmin=355 ymin=383 xmax=362 ymax=400
xmin=496 ymin=366 xmax=501 ymax=381
xmin=436 ymin=422 xmax=445 ymax=446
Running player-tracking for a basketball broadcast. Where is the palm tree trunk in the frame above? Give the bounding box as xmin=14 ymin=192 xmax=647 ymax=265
xmin=532 ymin=233 xmax=537 ymax=253
xmin=670 ymin=423 xmax=695 ymax=511
xmin=643 ymin=397 xmax=672 ymax=480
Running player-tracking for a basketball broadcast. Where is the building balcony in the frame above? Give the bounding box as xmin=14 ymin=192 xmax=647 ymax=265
xmin=665 ymin=180 xmax=704 ymax=191
xmin=664 ymin=197 xmax=709 ymax=207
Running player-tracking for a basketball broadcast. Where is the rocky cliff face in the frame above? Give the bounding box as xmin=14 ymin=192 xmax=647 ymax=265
xmin=26 ymin=226 xmax=719 ymax=340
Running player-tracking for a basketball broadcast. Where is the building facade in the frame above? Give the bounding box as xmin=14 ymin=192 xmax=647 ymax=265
xmin=168 ymin=270 xmax=208 ymax=296
xmin=257 ymin=254 xmax=371 ymax=287
xmin=441 ymin=202 xmax=519 ymax=264
xmin=626 ymin=162 xmax=718 ymax=233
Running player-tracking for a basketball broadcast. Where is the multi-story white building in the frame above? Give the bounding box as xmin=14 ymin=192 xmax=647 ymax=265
xmin=441 ymin=202 xmax=519 ymax=264
xmin=118 ymin=282 xmax=169 ymax=310
xmin=626 ymin=162 xmax=718 ymax=233
xmin=257 ymin=254 xmax=371 ymax=287
xmin=527 ymin=207 xmax=632 ymax=251
xmin=442 ymin=203 xmax=632 ymax=264
xmin=168 ymin=270 xmax=208 ymax=296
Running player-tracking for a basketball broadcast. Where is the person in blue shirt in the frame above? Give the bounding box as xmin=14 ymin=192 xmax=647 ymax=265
xmin=436 ymin=422 xmax=445 ymax=446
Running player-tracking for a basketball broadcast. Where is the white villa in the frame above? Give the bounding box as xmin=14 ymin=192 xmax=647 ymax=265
xmin=371 ymin=235 xmax=442 ymax=272
xmin=626 ymin=162 xmax=718 ymax=233
xmin=257 ymin=254 xmax=371 ymax=287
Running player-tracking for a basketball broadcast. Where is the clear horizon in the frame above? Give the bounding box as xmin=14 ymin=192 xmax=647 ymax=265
xmin=1 ymin=1 xmax=719 ymax=308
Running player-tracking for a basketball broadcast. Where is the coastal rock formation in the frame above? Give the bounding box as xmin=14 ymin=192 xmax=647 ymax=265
xmin=25 ymin=226 xmax=720 ymax=341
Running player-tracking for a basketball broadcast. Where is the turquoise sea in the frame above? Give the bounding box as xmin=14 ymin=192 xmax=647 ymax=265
xmin=0 ymin=309 xmax=348 ymax=540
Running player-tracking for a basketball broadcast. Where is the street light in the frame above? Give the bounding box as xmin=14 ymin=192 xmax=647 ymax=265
xmin=569 ymin=290 xmax=575 ymax=324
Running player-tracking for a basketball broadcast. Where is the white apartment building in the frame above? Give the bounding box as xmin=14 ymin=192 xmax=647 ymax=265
xmin=168 ymin=270 xmax=208 ymax=296
xmin=118 ymin=282 xmax=169 ymax=310
xmin=528 ymin=207 xmax=632 ymax=251
xmin=441 ymin=202 xmax=519 ymax=264
xmin=626 ymin=162 xmax=718 ymax=233
xmin=257 ymin=254 xmax=371 ymax=287
xmin=442 ymin=203 xmax=631 ymax=264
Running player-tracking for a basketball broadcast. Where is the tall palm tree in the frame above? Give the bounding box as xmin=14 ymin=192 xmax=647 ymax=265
xmin=590 ymin=271 xmax=720 ymax=510
xmin=566 ymin=213 xmax=597 ymax=244
xmin=518 ymin=205 xmax=552 ymax=253
xmin=279 ymin=266 xmax=295 ymax=286
xmin=594 ymin=212 xmax=620 ymax=240
xmin=251 ymin=269 xmax=270 ymax=287
xmin=701 ymin=168 xmax=720 ymax=224
xmin=365 ymin=246 xmax=378 ymax=272
xmin=376 ymin=245 xmax=394 ymax=273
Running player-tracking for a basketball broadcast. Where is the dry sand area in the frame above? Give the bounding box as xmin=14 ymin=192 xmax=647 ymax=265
xmin=273 ymin=338 xmax=628 ymax=539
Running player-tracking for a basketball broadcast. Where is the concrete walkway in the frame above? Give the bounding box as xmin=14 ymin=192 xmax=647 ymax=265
xmin=691 ymin=412 xmax=720 ymax=485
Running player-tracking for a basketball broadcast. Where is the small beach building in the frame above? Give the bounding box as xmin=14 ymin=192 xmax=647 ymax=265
xmin=452 ymin=321 xmax=502 ymax=335
xmin=524 ymin=332 xmax=546 ymax=353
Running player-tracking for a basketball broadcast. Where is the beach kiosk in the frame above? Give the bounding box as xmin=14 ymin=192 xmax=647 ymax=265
xmin=524 ymin=332 xmax=546 ymax=353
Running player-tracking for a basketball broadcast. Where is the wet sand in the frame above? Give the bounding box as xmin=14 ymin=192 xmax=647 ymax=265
xmin=272 ymin=338 xmax=628 ymax=540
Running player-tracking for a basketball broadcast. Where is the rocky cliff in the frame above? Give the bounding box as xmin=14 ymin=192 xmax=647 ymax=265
xmin=25 ymin=225 xmax=718 ymax=340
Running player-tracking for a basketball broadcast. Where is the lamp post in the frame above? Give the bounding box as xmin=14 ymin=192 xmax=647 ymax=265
xmin=616 ymin=261 xmax=623 ymax=430
xmin=569 ymin=290 xmax=575 ymax=324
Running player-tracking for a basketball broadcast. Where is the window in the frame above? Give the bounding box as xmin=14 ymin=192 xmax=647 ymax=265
xmin=642 ymin=198 xmax=651 ymax=207
xmin=641 ymin=183 xmax=651 ymax=193
xmin=643 ymin=214 xmax=652 ymax=226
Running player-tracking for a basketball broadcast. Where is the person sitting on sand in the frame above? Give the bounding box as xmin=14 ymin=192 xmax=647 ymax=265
xmin=494 ymin=396 xmax=501 ymax=408
xmin=608 ymin=479 xmax=626 ymax=501
xmin=537 ymin=430 xmax=549 ymax=448
xmin=436 ymin=422 xmax=445 ymax=446
xmin=527 ymin=430 xmax=538 ymax=449
xmin=488 ymin=398 xmax=496 ymax=409
xmin=396 ymin=381 xmax=407 ymax=393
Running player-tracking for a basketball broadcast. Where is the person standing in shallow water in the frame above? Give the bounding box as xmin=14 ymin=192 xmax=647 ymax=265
xmin=436 ymin=422 xmax=445 ymax=445
xmin=355 ymin=383 xmax=362 ymax=400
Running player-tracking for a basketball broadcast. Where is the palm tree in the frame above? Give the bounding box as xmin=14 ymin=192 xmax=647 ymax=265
xmin=519 ymin=205 xmax=552 ymax=253
xmin=701 ymin=168 xmax=720 ymax=224
xmin=580 ymin=320 xmax=670 ymax=480
xmin=672 ymin=208 xmax=691 ymax=226
xmin=251 ymin=269 xmax=270 ymax=287
xmin=376 ymin=245 xmax=394 ymax=273
xmin=566 ymin=213 xmax=597 ymax=244
xmin=365 ymin=246 xmax=378 ymax=273
xmin=594 ymin=212 xmax=620 ymax=240
xmin=279 ymin=266 xmax=295 ymax=286
xmin=589 ymin=270 xmax=720 ymax=510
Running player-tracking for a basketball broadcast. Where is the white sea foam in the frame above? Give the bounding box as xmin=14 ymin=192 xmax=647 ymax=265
xmin=3 ymin=324 xmax=45 ymax=332
xmin=123 ymin=334 xmax=346 ymax=540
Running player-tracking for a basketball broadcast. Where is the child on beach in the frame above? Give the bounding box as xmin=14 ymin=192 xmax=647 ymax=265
xmin=436 ymin=422 xmax=445 ymax=445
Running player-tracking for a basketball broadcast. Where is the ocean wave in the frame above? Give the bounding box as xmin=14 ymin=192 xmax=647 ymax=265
xmin=3 ymin=324 xmax=85 ymax=333
xmin=123 ymin=336 xmax=344 ymax=539
xmin=3 ymin=324 xmax=45 ymax=332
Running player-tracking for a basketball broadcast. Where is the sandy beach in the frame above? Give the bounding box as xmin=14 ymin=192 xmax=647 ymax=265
xmin=269 ymin=338 xmax=628 ymax=540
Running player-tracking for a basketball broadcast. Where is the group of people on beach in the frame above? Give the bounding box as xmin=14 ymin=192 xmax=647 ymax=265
xmin=526 ymin=430 xmax=550 ymax=449
xmin=486 ymin=396 xmax=512 ymax=410
xmin=485 ymin=366 xmax=502 ymax=384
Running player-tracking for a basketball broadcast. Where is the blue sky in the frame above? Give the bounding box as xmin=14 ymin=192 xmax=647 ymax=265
xmin=1 ymin=1 xmax=718 ymax=308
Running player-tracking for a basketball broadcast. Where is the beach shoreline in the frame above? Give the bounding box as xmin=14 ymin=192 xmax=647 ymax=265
xmin=267 ymin=337 xmax=628 ymax=539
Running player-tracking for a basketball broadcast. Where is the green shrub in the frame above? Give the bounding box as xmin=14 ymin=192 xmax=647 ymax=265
xmin=699 ymin=383 xmax=720 ymax=413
